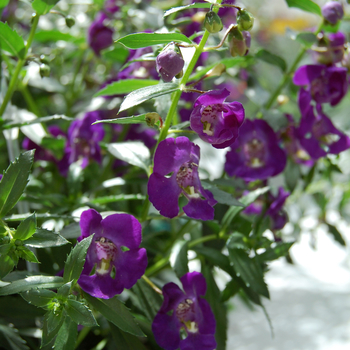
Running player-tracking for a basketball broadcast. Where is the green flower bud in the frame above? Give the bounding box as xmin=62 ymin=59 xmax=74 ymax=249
xmin=228 ymin=26 xmax=251 ymax=57
xmin=39 ymin=64 xmax=50 ymax=78
xmin=204 ymin=11 xmax=223 ymax=33
xmin=237 ymin=9 xmax=254 ymax=31
xmin=65 ymin=15 xmax=75 ymax=28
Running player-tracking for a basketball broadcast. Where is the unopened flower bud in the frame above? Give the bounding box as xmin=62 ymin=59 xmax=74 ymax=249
xmin=156 ymin=45 xmax=185 ymax=82
xmin=228 ymin=27 xmax=251 ymax=57
xmin=65 ymin=15 xmax=75 ymax=28
xmin=322 ymin=1 xmax=344 ymax=25
xmin=206 ymin=63 xmax=226 ymax=78
xmin=204 ymin=11 xmax=223 ymax=33
xmin=39 ymin=64 xmax=50 ymax=78
xmin=145 ymin=112 xmax=163 ymax=128
xmin=237 ymin=9 xmax=254 ymax=31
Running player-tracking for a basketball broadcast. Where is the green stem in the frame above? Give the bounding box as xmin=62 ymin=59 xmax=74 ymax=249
xmin=0 ymin=14 xmax=40 ymax=118
xmin=141 ymin=275 xmax=162 ymax=294
xmin=20 ymin=84 xmax=41 ymax=117
xmin=264 ymin=23 xmax=323 ymax=110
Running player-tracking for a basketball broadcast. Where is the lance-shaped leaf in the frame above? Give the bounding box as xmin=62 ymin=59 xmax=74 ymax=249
xmin=63 ymin=235 xmax=93 ymax=283
xmin=108 ymin=142 xmax=150 ymax=173
xmin=32 ymin=0 xmax=60 ymax=15
xmin=0 ymin=321 xmax=29 ymax=350
xmin=20 ymin=288 xmax=56 ymax=308
xmin=41 ymin=310 xmax=65 ymax=347
xmin=24 ymin=228 xmax=69 ymax=248
xmin=119 ymin=83 xmax=179 ymax=113
xmin=53 ymin=316 xmax=78 ymax=350
xmin=170 ymin=240 xmax=189 ymax=279
xmin=201 ymin=181 xmax=244 ymax=207
xmin=164 ymin=3 xmax=212 ymax=17
xmin=0 ymin=22 xmax=25 ymax=59
xmin=13 ymin=213 xmax=36 ymax=241
xmin=0 ymin=276 xmax=64 ymax=296
xmin=93 ymin=115 xmax=147 ymax=125
xmin=0 ymin=0 xmax=10 ymax=9
xmin=110 ymin=323 xmax=148 ymax=350
xmin=256 ymin=49 xmax=287 ymax=72
xmin=65 ymin=299 xmax=98 ymax=327
xmin=0 ymin=150 xmax=34 ymax=218
xmin=95 ymin=79 xmax=159 ymax=97
xmin=285 ymin=0 xmax=322 ymax=16
xmin=116 ymin=33 xmax=192 ymax=49
xmin=84 ymin=293 xmax=144 ymax=337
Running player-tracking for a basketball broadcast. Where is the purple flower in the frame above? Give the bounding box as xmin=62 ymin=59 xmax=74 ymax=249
xmin=314 ymin=32 xmax=346 ymax=65
xmin=148 ymin=137 xmax=217 ymax=220
xmin=297 ymin=89 xmax=350 ymax=159
xmin=88 ymin=12 xmax=114 ymax=55
xmin=66 ymin=111 xmax=105 ymax=168
xmin=322 ymin=1 xmax=344 ymax=24
xmin=190 ymin=89 xmax=245 ymax=149
xmin=293 ymin=64 xmax=348 ymax=106
xmin=77 ymin=209 xmax=147 ymax=299
xmin=225 ymin=119 xmax=287 ymax=181
xmin=152 ymin=272 xmax=216 ymax=350
xmin=156 ymin=47 xmax=185 ymax=82
xmin=243 ymin=187 xmax=290 ymax=231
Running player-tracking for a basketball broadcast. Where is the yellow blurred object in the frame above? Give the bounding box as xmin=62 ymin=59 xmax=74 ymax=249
xmin=268 ymin=18 xmax=316 ymax=35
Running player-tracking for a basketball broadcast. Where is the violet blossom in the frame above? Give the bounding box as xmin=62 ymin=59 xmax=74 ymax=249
xmin=66 ymin=111 xmax=105 ymax=168
xmin=293 ymin=64 xmax=348 ymax=106
xmin=88 ymin=12 xmax=114 ymax=55
xmin=225 ymin=119 xmax=287 ymax=181
xmin=77 ymin=209 xmax=147 ymax=299
xmin=148 ymin=137 xmax=217 ymax=220
xmin=152 ymin=272 xmax=216 ymax=350
xmin=322 ymin=1 xmax=344 ymax=25
xmin=190 ymin=89 xmax=245 ymax=149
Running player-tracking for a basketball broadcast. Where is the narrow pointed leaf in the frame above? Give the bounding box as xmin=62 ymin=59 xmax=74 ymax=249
xmin=285 ymin=0 xmax=322 ymax=16
xmin=13 ymin=213 xmax=36 ymax=240
xmin=164 ymin=3 xmax=212 ymax=17
xmin=0 ymin=22 xmax=25 ymax=58
xmin=110 ymin=323 xmax=148 ymax=350
xmin=256 ymin=49 xmax=287 ymax=72
xmin=170 ymin=240 xmax=188 ymax=279
xmin=93 ymin=115 xmax=147 ymax=125
xmin=24 ymin=228 xmax=69 ymax=248
xmin=65 ymin=299 xmax=98 ymax=327
xmin=32 ymin=0 xmax=60 ymax=15
xmin=53 ymin=316 xmax=78 ymax=350
xmin=20 ymin=288 xmax=56 ymax=307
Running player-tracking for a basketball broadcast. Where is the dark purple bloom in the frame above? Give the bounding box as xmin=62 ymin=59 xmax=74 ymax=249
xmin=243 ymin=187 xmax=290 ymax=231
xmin=0 ymin=174 xmax=2 ymax=181
xmin=190 ymin=89 xmax=245 ymax=149
xmin=156 ymin=47 xmax=184 ymax=82
xmin=66 ymin=111 xmax=105 ymax=168
xmin=225 ymin=119 xmax=287 ymax=181
xmin=104 ymin=0 xmax=119 ymax=14
xmin=148 ymin=137 xmax=217 ymax=220
xmin=77 ymin=209 xmax=147 ymax=299
xmin=322 ymin=1 xmax=344 ymax=24
xmin=88 ymin=12 xmax=114 ymax=55
xmin=1 ymin=0 xmax=18 ymax=22
xmin=152 ymin=272 xmax=216 ymax=350
xmin=293 ymin=64 xmax=348 ymax=106
xmin=297 ymin=89 xmax=350 ymax=159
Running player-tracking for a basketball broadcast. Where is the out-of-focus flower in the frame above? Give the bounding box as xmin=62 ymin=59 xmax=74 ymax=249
xmin=293 ymin=64 xmax=348 ymax=106
xmin=88 ymin=12 xmax=114 ymax=55
xmin=156 ymin=46 xmax=184 ymax=82
xmin=236 ymin=9 xmax=254 ymax=31
xmin=1 ymin=0 xmax=18 ymax=22
xmin=66 ymin=111 xmax=105 ymax=168
xmin=148 ymin=137 xmax=217 ymax=220
xmin=225 ymin=119 xmax=287 ymax=181
xmin=243 ymin=187 xmax=290 ymax=231
xmin=322 ymin=1 xmax=344 ymax=25
xmin=152 ymin=272 xmax=217 ymax=350
xmin=77 ymin=209 xmax=147 ymax=299
xmin=313 ymin=32 xmax=346 ymax=65
xmin=190 ymin=89 xmax=245 ymax=149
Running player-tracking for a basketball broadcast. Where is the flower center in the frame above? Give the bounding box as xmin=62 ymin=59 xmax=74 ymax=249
xmin=310 ymin=76 xmax=328 ymax=100
xmin=95 ymin=237 xmax=118 ymax=275
xmin=176 ymin=162 xmax=199 ymax=198
xmin=176 ymin=298 xmax=194 ymax=322
xmin=201 ymin=104 xmax=227 ymax=136
xmin=243 ymin=138 xmax=266 ymax=168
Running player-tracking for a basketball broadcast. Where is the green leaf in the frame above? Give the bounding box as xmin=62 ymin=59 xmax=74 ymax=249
xmin=32 ymin=0 xmax=60 ymax=15
xmin=53 ymin=316 xmax=78 ymax=350
xmin=2 ymin=114 xmax=72 ymax=130
xmin=202 ymin=266 xmax=227 ymax=350
xmin=45 ymin=309 xmax=65 ymax=340
xmin=13 ymin=213 xmax=36 ymax=240
xmin=0 ymin=22 xmax=25 ymax=59
xmin=221 ymin=279 xmax=240 ymax=302
xmin=116 ymin=33 xmax=192 ymax=49
xmin=0 ymin=276 xmax=64 ymax=296
xmin=201 ymin=181 xmax=244 ymax=207
xmin=24 ymin=228 xmax=69 ymax=248
xmin=110 ymin=323 xmax=148 ymax=350
xmin=18 ymin=247 xmax=40 ymax=263
xmin=90 ymin=194 xmax=146 ymax=205
xmin=0 ymin=0 xmax=10 ymax=9
xmin=285 ymin=0 xmax=322 ymax=16
xmin=63 ymin=234 xmax=93 ymax=283
xmin=256 ymin=49 xmax=287 ymax=72
xmin=0 ymin=253 xmax=15 ymax=279
xmin=170 ymin=240 xmax=189 ymax=279
xmin=95 ymin=79 xmax=160 ymax=97
xmin=259 ymin=242 xmax=294 ymax=261
xmin=119 ymin=83 xmax=179 ymax=113
xmin=20 ymin=288 xmax=56 ymax=308
xmin=108 ymin=142 xmax=150 ymax=173
xmin=227 ymin=248 xmax=269 ymax=298
xmin=0 ymin=150 xmax=34 ymax=218
xmin=57 ymin=281 xmax=72 ymax=299
xmin=102 ymin=46 xmax=130 ymax=62
xmin=34 ymin=30 xmax=75 ymax=43
xmin=65 ymin=299 xmax=98 ymax=327
xmin=60 ymin=223 xmax=81 ymax=240
xmin=295 ymin=32 xmax=318 ymax=47
xmin=226 ymin=232 xmax=248 ymax=250
xmin=284 ymin=158 xmax=300 ymax=192
xmin=0 ymin=321 xmax=29 ymax=350
xmin=84 ymin=293 xmax=144 ymax=337
xmin=93 ymin=115 xmax=147 ymax=125
xmin=164 ymin=3 xmax=212 ymax=17
xmin=327 ymin=223 xmax=346 ymax=246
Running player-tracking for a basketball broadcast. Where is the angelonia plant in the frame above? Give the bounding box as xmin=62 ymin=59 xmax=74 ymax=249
xmin=0 ymin=0 xmax=349 ymax=349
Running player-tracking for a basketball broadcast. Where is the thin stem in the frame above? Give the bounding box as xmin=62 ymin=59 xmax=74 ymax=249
xmin=20 ymin=84 xmax=41 ymax=116
xmin=0 ymin=14 xmax=40 ymax=118
xmin=203 ymin=24 xmax=234 ymax=52
xmin=141 ymin=275 xmax=162 ymax=295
